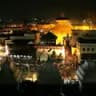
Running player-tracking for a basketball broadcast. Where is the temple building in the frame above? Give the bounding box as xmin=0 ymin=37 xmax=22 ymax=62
xmin=77 ymin=30 xmax=96 ymax=62
xmin=41 ymin=31 xmax=57 ymax=45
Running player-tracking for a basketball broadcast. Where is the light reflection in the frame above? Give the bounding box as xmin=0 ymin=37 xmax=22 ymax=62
xmin=24 ymin=72 xmax=38 ymax=82
xmin=0 ymin=44 xmax=9 ymax=57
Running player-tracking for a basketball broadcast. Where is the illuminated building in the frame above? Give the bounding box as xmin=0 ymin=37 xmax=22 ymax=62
xmin=26 ymin=17 xmax=72 ymax=45
xmin=73 ymin=25 xmax=91 ymax=30
xmin=72 ymin=30 xmax=93 ymax=38
xmin=40 ymin=31 xmax=57 ymax=45
xmin=51 ymin=17 xmax=72 ymax=44
xmin=8 ymin=30 xmax=40 ymax=45
xmin=27 ymin=23 xmax=38 ymax=31
xmin=5 ymin=21 xmax=24 ymax=31
xmin=18 ymin=17 xmax=96 ymax=46
xmin=35 ymin=30 xmax=65 ymax=61
xmin=36 ymin=45 xmax=65 ymax=62
xmin=24 ymin=72 xmax=38 ymax=82
xmin=77 ymin=30 xmax=96 ymax=62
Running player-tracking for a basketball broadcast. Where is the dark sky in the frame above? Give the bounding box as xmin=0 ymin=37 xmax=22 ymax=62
xmin=0 ymin=0 xmax=96 ymax=19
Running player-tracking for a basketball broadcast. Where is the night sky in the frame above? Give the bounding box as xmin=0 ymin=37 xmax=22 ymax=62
xmin=0 ymin=0 xmax=96 ymax=19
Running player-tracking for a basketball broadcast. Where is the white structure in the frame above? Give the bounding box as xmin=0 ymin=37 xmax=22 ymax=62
xmin=36 ymin=45 xmax=65 ymax=62
xmin=77 ymin=30 xmax=96 ymax=62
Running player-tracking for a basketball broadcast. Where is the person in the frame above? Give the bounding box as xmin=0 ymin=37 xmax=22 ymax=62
xmin=57 ymin=53 xmax=63 ymax=63
xmin=50 ymin=51 xmax=57 ymax=62
xmin=39 ymin=50 xmax=48 ymax=63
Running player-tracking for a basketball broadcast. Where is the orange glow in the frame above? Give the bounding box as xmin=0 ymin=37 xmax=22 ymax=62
xmin=92 ymin=25 xmax=96 ymax=30
xmin=51 ymin=20 xmax=72 ymax=44
xmin=29 ymin=24 xmax=38 ymax=31
xmin=71 ymin=47 xmax=80 ymax=63
xmin=29 ymin=24 xmax=55 ymax=31
xmin=28 ymin=19 xmax=72 ymax=44
xmin=37 ymin=24 xmax=55 ymax=30
xmin=82 ymin=25 xmax=90 ymax=30
xmin=73 ymin=25 xmax=90 ymax=30
xmin=71 ymin=47 xmax=77 ymax=55
xmin=71 ymin=47 xmax=80 ymax=55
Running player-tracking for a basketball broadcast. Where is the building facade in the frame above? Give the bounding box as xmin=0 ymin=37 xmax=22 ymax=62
xmin=77 ymin=30 xmax=96 ymax=62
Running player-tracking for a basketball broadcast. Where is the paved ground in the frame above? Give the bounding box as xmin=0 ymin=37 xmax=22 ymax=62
xmin=38 ymin=61 xmax=63 ymax=85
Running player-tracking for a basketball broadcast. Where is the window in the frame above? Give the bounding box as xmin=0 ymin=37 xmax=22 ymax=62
xmin=91 ymin=48 xmax=94 ymax=51
xmin=87 ymin=48 xmax=90 ymax=51
xmin=83 ymin=48 xmax=85 ymax=51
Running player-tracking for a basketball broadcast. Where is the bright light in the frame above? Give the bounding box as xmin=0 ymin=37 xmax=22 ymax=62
xmin=73 ymin=25 xmax=91 ymax=30
xmin=32 ymin=72 xmax=38 ymax=82
xmin=0 ymin=57 xmax=2 ymax=60
xmin=55 ymin=46 xmax=65 ymax=58
xmin=13 ymin=55 xmax=16 ymax=58
xmin=24 ymin=72 xmax=38 ymax=82
xmin=0 ymin=45 xmax=3 ymax=50
xmin=37 ymin=46 xmax=65 ymax=60
xmin=5 ymin=45 xmax=9 ymax=56
xmin=17 ymin=55 xmax=20 ymax=58
xmin=0 ymin=45 xmax=9 ymax=57
xmin=51 ymin=19 xmax=72 ymax=44
xmin=71 ymin=47 xmax=77 ymax=55
xmin=82 ymin=25 xmax=90 ymax=30
xmin=24 ymin=77 xmax=33 ymax=81
xmin=73 ymin=74 xmax=78 ymax=80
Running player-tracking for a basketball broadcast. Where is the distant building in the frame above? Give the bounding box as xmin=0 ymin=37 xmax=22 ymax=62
xmin=72 ymin=30 xmax=96 ymax=38
xmin=77 ymin=30 xmax=96 ymax=62
xmin=9 ymin=30 xmax=40 ymax=45
xmin=41 ymin=32 xmax=57 ymax=45
xmin=5 ymin=21 xmax=24 ymax=31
